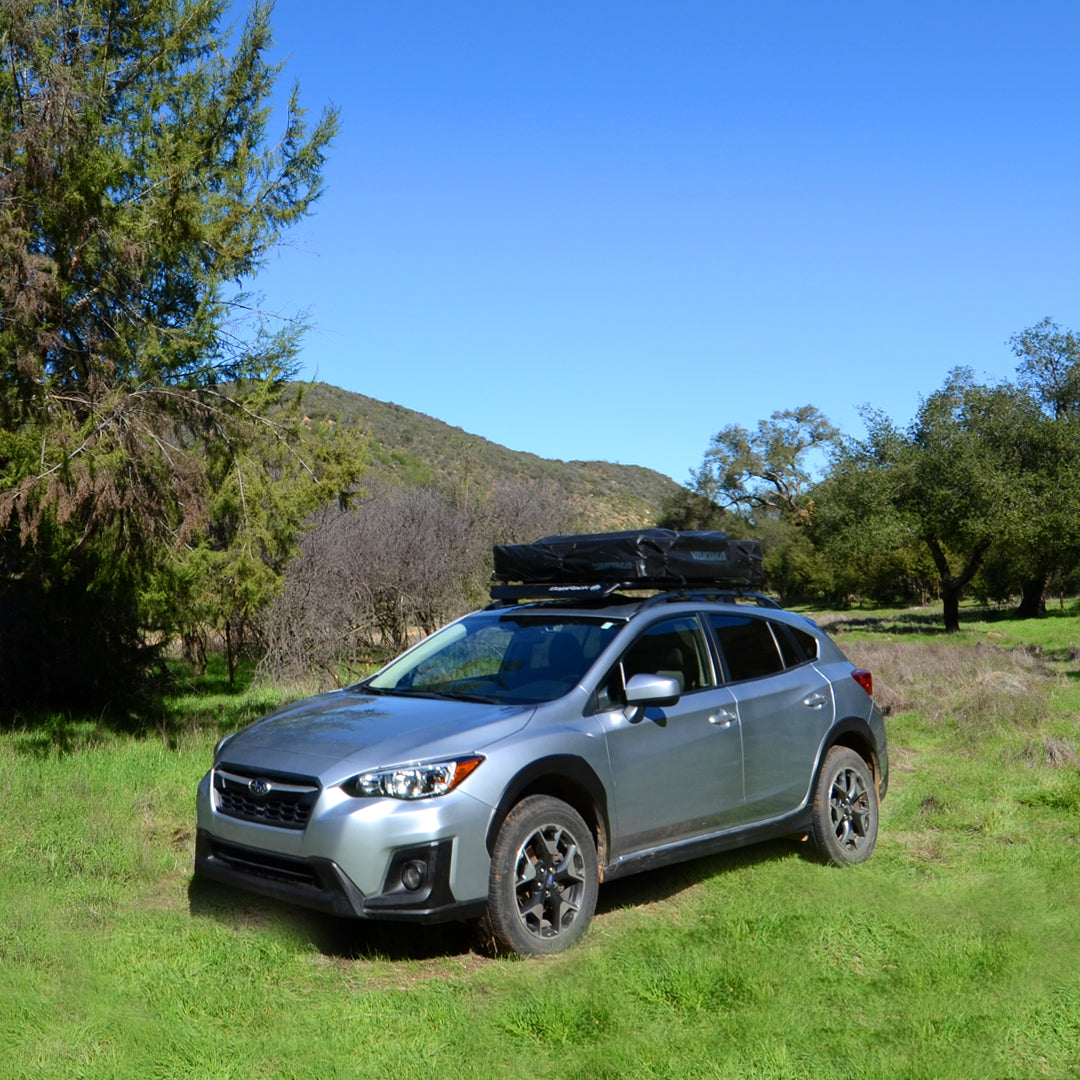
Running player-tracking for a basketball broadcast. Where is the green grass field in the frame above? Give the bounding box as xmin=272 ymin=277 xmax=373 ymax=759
xmin=3 ymin=607 xmax=1080 ymax=1079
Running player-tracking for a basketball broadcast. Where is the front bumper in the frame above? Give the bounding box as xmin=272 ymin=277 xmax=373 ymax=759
xmin=194 ymin=768 xmax=495 ymax=922
xmin=194 ymin=830 xmax=487 ymax=922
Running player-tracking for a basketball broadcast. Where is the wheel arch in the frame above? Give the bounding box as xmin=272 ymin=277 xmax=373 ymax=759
xmin=818 ymin=717 xmax=884 ymax=801
xmin=485 ymin=755 xmax=611 ymax=872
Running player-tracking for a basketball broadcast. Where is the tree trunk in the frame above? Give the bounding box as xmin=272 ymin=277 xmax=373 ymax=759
xmin=927 ymin=537 xmax=991 ymax=634
xmin=225 ymin=618 xmax=236 ymax=688
xmin=942 ymin=585 xmax=962 ymax=634
xmin=1016 ymin=575 xmax=1048 ymax=619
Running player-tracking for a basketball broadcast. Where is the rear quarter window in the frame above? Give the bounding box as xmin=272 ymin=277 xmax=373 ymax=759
xmin=786 ymin=624 xmax=820 ymax=662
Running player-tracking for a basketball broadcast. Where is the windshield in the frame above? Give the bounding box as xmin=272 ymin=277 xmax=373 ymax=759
xmin=365 ymin=611 xmax=625 ymax=705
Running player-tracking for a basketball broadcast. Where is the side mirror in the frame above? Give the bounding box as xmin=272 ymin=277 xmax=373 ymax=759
xmin=625 ymin=673 xmax=681 ymax=708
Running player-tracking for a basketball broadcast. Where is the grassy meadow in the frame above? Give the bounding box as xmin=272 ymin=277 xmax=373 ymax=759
xmin=3 ymin=606 xmax=1080 ymax=1079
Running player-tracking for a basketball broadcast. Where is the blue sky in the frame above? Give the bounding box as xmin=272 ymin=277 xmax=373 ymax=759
xmin=252 ymin=1 xmax=1080 ymax=483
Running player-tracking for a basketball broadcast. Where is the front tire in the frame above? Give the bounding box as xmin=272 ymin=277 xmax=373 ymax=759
xmin=810 ymin=746 xmax=878 ymax=866
xmin=484 ymin=795 xmax=599 ymax=956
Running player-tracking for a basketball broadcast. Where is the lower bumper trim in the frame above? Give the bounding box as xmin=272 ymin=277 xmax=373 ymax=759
xmin=193 ymin=830 xmax=486 ymax=923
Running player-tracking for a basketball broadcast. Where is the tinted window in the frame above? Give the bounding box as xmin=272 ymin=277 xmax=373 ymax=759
xmin=774 ymin=623 xmax=819 ymax=665
xmin=623 ymin=616 xmax=711 ymax=691
xmin=598 ymin=615 xmax=712 ymax=708
xmin=774 ymin=625 xmax=803 ymax=667
xmin=707 ymin=613 xmax=784 ymax=682
xmin=790 ymin=625 xmax=819 ymax=660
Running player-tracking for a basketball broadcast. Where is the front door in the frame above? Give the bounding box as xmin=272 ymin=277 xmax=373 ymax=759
xmin=596 ymin=614 xmax=745 ymax=857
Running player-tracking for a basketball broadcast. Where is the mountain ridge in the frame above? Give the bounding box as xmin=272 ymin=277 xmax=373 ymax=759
xmin=294 ymin=381 xmax=684 ymax=530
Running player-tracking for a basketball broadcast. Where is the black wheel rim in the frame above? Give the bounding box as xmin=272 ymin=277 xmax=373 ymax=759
xmin=513 ymin=822 xmax=587 ymax=940
xmin=828 ymin=765 xmax=873 ymax=852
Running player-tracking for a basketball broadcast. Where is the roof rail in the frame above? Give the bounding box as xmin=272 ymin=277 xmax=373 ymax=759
xmin=638 ymin=589 xmax=782 ymax=610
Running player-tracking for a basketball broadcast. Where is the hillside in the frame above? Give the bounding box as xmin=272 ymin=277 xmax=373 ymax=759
xmin=295 ymin=381 xmax=683 ymax=530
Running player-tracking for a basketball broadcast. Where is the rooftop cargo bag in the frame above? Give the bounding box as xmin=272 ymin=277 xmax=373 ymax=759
xmin=492 ymin=529 xmax=763 ymax=587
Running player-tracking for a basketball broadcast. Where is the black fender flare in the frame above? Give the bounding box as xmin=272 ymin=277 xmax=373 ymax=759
xmin=485 ymin=754 xmax=612 ymax=864
xmin=813 ymin=716 xmax=885 ymax=800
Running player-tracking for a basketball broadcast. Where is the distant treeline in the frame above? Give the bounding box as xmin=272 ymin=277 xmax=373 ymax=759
xmin=661 ymin=319 xmax=1080 ymax=633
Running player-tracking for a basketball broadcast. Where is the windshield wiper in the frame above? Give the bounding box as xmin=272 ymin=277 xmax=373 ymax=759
xmin=364 ymin=685 xmax=501 ymax=704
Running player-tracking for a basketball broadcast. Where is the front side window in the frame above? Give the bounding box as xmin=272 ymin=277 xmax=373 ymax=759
xmin=366 ymin=612 xmax=623 ymax=705
xmin=598 ymin=615 xmax=713 ymax=708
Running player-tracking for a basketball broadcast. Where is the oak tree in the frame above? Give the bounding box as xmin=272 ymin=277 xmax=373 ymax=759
xmin=691 ymin=405 xmax=840 ymax=525
xmin=825 ymin=372 xmax=1040 ymax=631
xmin=1004 ymin=319 xmax=1080 ymax=615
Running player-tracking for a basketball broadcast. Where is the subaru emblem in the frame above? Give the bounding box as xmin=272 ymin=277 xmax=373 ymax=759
xmin=248 ymin=777 xmax=272 ymax=798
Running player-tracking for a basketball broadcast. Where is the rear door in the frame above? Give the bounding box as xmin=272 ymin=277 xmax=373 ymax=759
xmin=706 ymin=613 xmax=834 ymax=824
xmin=595 ymin=614 xmax=745 ymax=856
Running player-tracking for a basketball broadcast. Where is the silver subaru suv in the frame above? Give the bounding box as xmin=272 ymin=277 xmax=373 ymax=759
xmin=195 ymin=530 xmax=887 ymax=955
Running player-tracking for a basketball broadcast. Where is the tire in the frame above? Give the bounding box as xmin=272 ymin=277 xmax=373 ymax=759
xmin=809 ymin=746 xmax=878 ymax=866
xmin=483 ymin=795 xmax=599 ymax=956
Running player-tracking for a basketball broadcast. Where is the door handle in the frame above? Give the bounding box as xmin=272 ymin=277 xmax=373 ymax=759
xmin=803 ymin=692 xmax=828 ymax=710
xmin=709 ymin=709 xmax=737 ymax=728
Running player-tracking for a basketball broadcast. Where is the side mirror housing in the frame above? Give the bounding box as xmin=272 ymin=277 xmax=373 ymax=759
xmin=625 ymin=673 xmax=681 ymax=708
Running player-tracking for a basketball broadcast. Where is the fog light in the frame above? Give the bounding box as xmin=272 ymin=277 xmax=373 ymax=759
xmin=401 ymin=860 xmax=427 ymax=891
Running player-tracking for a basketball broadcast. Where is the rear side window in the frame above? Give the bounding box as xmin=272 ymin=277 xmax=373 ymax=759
xmin=707 ymin=613 xmax=784 ymax=682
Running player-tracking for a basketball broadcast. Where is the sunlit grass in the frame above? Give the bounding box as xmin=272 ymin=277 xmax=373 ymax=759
xmin=2 ymin=613 xmax=1080 ymax=1078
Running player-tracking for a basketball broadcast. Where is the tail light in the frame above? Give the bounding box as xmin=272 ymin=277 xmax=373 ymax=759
xmin=851 ymin=669 xmax=873 ymax=696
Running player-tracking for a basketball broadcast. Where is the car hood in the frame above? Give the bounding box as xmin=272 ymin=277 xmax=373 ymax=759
xmin=215 ymin=687 xmax=534 ymax=783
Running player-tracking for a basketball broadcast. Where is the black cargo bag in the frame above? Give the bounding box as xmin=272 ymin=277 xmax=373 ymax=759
xmin=492 ymin=529 xmax=763 ymax=587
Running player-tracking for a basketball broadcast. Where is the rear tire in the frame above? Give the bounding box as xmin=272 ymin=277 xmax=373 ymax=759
xmin=483 ymin=795 xmax=598 ymax=956
xmin=809 ymin=746 xmax=878 ymax=866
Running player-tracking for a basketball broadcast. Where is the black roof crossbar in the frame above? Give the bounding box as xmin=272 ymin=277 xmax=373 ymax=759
xmin=487 ymin=581 xmax=780 ymax=609
xmin=488 ymin=582 xmax=626 ymax=604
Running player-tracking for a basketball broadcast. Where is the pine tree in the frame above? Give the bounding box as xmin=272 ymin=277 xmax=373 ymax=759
xmin=0 ymin=0 xmax=350 ymax=711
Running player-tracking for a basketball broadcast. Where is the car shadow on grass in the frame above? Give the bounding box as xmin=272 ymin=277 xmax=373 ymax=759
xmin=595 ymin=836 xmax=807 ymax=916
xmin=186 ymin=836 xmax=808 ymax=962
xmin=186 ymin=875 xmax=479 ymax=960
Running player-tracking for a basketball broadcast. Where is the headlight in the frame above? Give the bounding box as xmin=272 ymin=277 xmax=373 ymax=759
xmin=346 ymin=755 xmax=484 ymax=800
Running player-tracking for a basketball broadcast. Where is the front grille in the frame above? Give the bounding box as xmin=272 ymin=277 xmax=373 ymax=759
xmin=213 ymin=765 xmax=320 ymax=829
